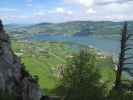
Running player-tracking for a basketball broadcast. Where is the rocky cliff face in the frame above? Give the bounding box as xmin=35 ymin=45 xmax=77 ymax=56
xmin=0 ymin=20 xmax=43 ymax=100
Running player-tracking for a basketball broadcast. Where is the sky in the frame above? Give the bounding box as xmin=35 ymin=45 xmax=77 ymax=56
xmin=0 ymin=0 xmax=133 ymax=24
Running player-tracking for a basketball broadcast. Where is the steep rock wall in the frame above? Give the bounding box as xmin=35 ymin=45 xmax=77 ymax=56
xmin=0 ymin=20 xmax=43 ymax=100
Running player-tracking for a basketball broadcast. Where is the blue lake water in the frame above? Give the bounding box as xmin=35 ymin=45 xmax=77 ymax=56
xmin=29 ymin=34 xmax=120 ymax=56
xmin=28 ymin=34 xmax=133 ymax=77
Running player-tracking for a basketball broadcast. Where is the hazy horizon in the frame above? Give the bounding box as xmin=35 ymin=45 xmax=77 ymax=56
xmin=4 ymin=20 xmax=133 ymax=25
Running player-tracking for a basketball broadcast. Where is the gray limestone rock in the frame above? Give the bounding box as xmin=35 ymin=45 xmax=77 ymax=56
xmin=0 ymin=20 xmax=43 ymax=100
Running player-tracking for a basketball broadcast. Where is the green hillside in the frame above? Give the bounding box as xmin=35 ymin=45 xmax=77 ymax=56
xmin=11 ymin=40 xmax=115 ymax=95
xmin=5 ymin=21 xmax=133 ymax=36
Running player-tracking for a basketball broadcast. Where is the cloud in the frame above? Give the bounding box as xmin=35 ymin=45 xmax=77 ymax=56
xmin=64 ymin=0 xmax=133 ymax=8
xmin=33 ymin=10 xmax=46 ymax=16
xmin=65 ymin=0 xmax=133 ymax=6
xmin=56 ymin=8 xmax=64 ymax=13
xmin=67 ymin=11 xmax=73 ymax=15
xmin=80 ymin=0 xmax=94 ymax=7
xmin=96 ymin=0 xmax=133 ymax=6
xmin=55 ymin=7 xmax=73 ymax=15
xmin=87 ymin=8 xmax=96 ymax=14
xmin=21 ymin=8 xmax=74 ymax=23
xmin=25 ymin=0 xmax=33 ymax=7
xmin=63 ymin=0 xmax=133 ymax=20
xmin=0 ymin=15 xmax=28 ymax=24
xmin=0 ymin=8 xmax=17 ymax=12
xmin=2 ymin=0 xmax=133 ymax=23
xmin=64 ymin=0 xmax=94 ymax=8
xmin=103 ymin=15 xmax=133 ymax=21
xmin=2 ymin=15 xmax=29 ymax=20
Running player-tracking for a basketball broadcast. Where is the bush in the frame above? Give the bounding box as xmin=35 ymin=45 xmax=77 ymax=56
xmin=108 ymin=89 xmax=133 ymax=100
xmin=61 ymin=49 xmax=106 ymax=100
xmin=0 ymin=91 xmax=16 ymax=100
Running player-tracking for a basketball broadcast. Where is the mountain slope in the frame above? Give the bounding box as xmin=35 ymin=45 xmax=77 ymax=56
xmin=6 ymin=21 xmax=133 ymax=36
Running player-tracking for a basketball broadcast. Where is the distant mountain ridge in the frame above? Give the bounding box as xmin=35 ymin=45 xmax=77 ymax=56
xmin=5 ymin=21 xmax=133 ymax=36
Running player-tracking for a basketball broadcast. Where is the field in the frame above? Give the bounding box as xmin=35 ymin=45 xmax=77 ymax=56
xmin=11 ymin=39 xmax=115 ymax=95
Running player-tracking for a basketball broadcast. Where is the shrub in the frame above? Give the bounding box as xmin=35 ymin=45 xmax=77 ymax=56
xmin=0 ymin=90 xmax=16 ymax=100
xmin=61 ymin=49 xmax=106 ymax=100
xmin=108 ymin=89 xmax=133 ymax=100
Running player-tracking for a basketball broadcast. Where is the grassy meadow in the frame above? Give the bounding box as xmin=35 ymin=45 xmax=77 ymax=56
xmin=11 ymin=39 xmax=115 ymax=95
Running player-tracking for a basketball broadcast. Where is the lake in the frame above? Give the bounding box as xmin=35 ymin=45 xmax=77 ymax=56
xmin=29 ymin=34 xmax=120 ymax=56
xmin=28 ymin=34 xmax=133 ymax=77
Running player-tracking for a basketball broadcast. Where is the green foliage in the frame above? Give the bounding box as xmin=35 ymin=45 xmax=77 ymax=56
xmin=21 ymin=64 xmax=40 ymax=85
xmin=21 ymin=64 xmax=30 ymax=79
xmin=108 ymin=89 xmax=133 ymax=100
xmin=11 ymin=40 xmax=75 ymax=94
xmin=0 ymin=91 xmax=16 ymax=100
xmin=33 ymin=75 xmax=39 ymax=84
xmin=61 ymin=49 xmax=106 ymax=100
xmin=11 ymin=40 xmax=115 ymax=95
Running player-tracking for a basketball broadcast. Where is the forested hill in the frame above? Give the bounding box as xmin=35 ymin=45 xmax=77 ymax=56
xmin=5 ymin=21 xmax=133 ymax=36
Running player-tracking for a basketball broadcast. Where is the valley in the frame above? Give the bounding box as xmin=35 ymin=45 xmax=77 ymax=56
xmin=7 ymin=21 xmax=132 ymax=95
xmin=11 ymin=38 xmax=115 ymax=95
